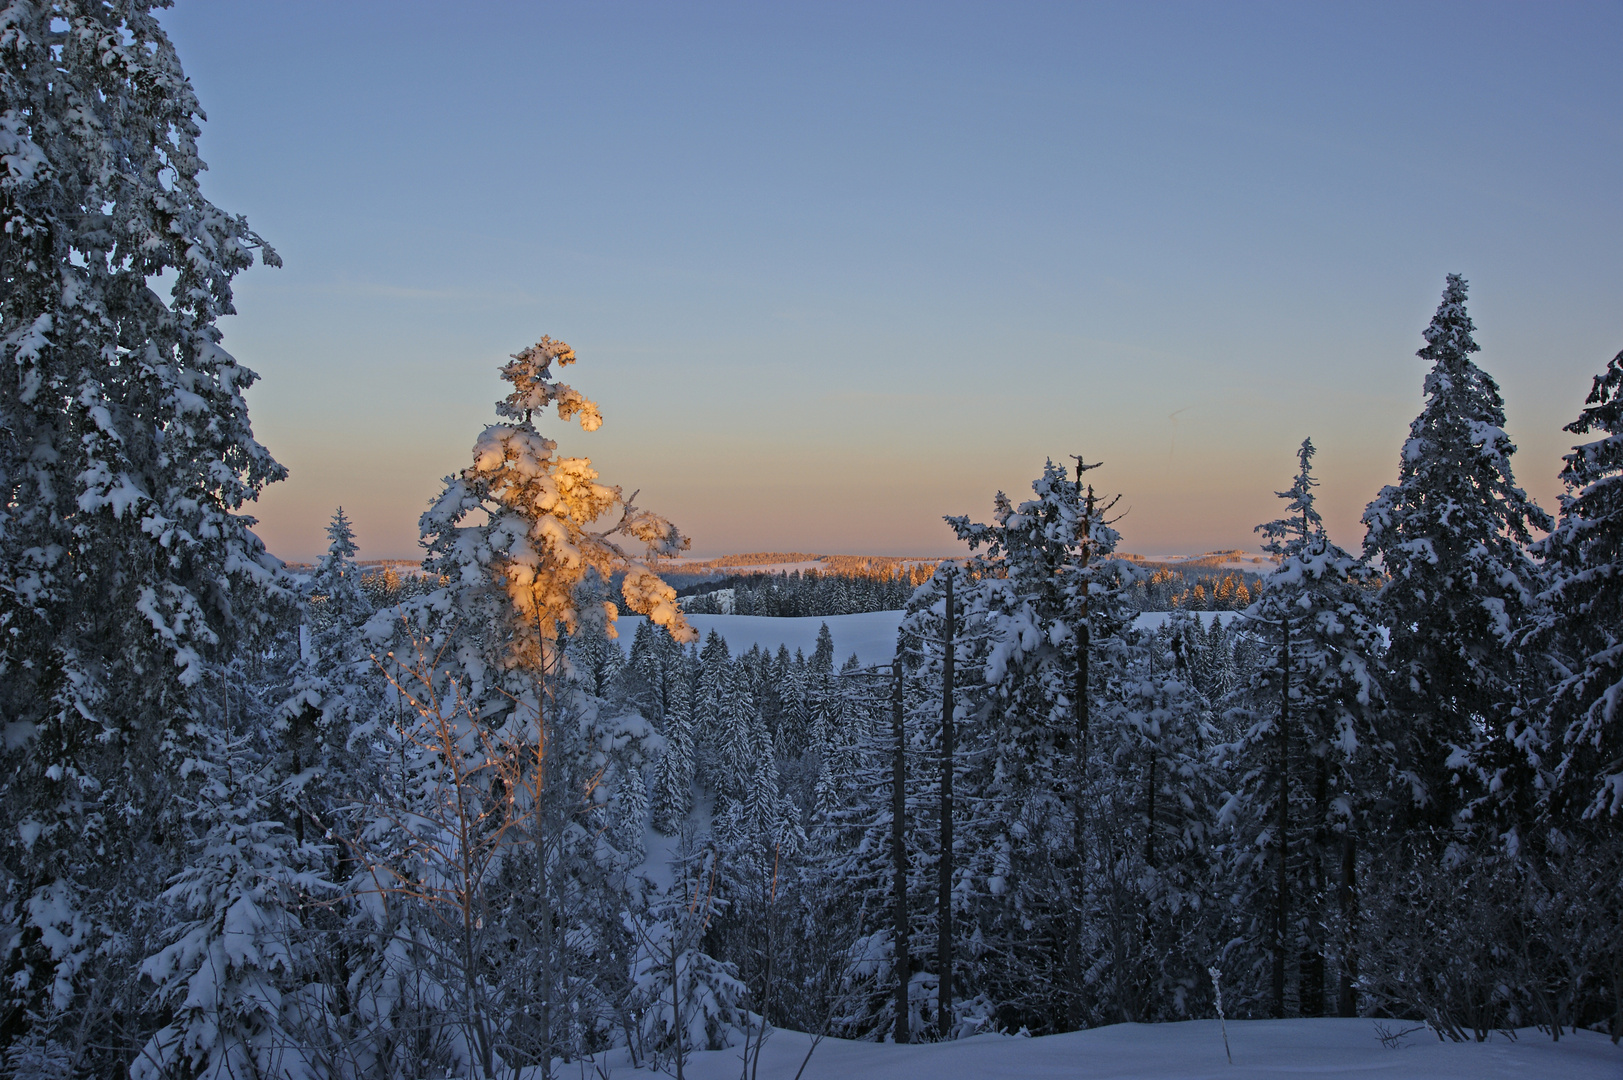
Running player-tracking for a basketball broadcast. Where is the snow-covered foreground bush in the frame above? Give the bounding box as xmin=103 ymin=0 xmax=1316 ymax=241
xmin=605 ymin=1019 xmax=1620 ymax=1080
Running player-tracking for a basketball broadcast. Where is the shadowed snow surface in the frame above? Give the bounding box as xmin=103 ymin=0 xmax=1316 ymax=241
xmin=614 ymin=1019 xmax=1618 ymax=1080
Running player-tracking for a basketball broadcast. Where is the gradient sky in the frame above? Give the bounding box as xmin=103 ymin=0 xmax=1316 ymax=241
xmin=157 ymin=1 xmax=1623 ymax=561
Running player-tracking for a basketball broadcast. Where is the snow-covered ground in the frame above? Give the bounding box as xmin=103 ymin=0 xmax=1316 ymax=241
xmin=613 ymin=1019 xmax=1619 ymax=1080
xmin=614 ymin=610 xmax=1248 ymax=666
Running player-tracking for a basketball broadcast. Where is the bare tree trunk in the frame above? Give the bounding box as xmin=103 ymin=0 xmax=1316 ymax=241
xmin=672 ymin=925 xmax=685 ymax=1080
xmin=1300 ymin=757 xmax=1330 ymax=1017
xmin=1068 ymin=485 xmax=1093 ymax=1029
xmin=1273 ymin=625 xmax=1290 ymax=1019
xmin=536 ymin=656 xmax=556 ymax=1079
xmin=1145 ymin=751 xmax=1157 ymax=868
xmin=891 ymin=657 xmax=910 ymax=1045
xmin=938 ymin=571 xmax=955 ymax=1040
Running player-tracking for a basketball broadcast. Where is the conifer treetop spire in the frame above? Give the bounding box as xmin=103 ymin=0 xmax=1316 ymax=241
xmin=1418 ymin=272 xmax=1480 ymax=366
xmin=1363 ymin=273 xmax=1548 ymax=573
xmin=324 ymin=506 xmax=359 ymax=560
xmin=1256 ymin=438 xmax=1324 ymax=558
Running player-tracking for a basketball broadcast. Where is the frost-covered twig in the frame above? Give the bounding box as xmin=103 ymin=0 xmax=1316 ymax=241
xmin=1208 ymin=965 xmax=1232 ymax=1065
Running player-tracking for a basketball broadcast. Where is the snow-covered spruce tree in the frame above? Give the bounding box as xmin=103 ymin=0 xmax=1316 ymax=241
xmin=0 ymin=3 xmax=287 ymax=1065
xmin=1361 ymin=275 xmax=1550 ymax=832
xmin=943 ymin=458 xmax=1140 ymax=1032
xmin=1465 ymin=347 xmax=1623 ymax=1043
xmin=699 ymin=652 xmax=806 ymax=1046
xmin=650 ymin=663 xmax=698 ymax=836
xmin=811 ymin=622 xmax=835 ymax=675
xmin=777 ymin=648 xmax=812 ymax=760
xmin=895 ymin=564 xmax=1005 ymax=1037
xmin=133 ymin=729 xmax=330 ymax=1080
xmin=563 ymin=572 xmax=627 ymax=699
xmin=943 ymin=458 xmax=1217 ymax=1032
xmin=1125 ymin=613 xmax=1225 ymax=1017
xmin=808 ymin=664 xmax=866 ymax=831
xmin=693 ymin=630 xmax=730 ymax=770
xmin=362 ymin=337 xmax=695 ymax=1075
xmin=1536 ymin=348 xmax=1623 ymax=823
xmin=1222 ymin=439 xmax=1382 ymax=1020
xmin=1068 ymin=607 xmax=1225 ymax=1028
xmin=815 ymin=657 xmax=938 ymax=1043
xmin=628 ymin=838 xmax=749 ymax=1068
xmin=627 ymin=616 xmax=689 ymax=728
xmin=1354 ymin=301 xmax=1622 ymax=1042
xmin=792 ymin=669 xmax=877 ymax=1025
xmin=277 ymin=509 xmax=378 ymax=840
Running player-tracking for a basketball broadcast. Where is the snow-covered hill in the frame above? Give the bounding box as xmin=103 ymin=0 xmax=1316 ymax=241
xmin=615 ymin=1018 xmax=1619 ymax=1080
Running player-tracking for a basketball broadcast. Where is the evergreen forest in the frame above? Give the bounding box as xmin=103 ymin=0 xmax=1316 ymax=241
xmin=1 ymin=5 xmax=1619 ymax=1078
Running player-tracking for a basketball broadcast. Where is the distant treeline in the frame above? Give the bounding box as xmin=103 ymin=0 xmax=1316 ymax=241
xmin=1126 ymin=566 xmax=1266 ymax=611
xmin=357 ymin=566 xmax=441 ymax=606
xmin=359 ymin=557 xmax=1265 ymax=619
xmin=674 ymin=551 xmax=943 ymax=573
xmin=679 ymin=563 xmax=1267 ymax=617
xmin=680 ymin=566 xmax=935 ymax=616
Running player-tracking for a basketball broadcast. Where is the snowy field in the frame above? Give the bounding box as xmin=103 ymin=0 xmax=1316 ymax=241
xmin=606 ymin=1019 xmax=1619 ymax=1080
xmin=1132 ymin=610 xmax=1247 ymax=632
xmin=614 ymin=610 xmax=1246 ymax=666
xmin=614 ymin=611 xmax=909 ymax=666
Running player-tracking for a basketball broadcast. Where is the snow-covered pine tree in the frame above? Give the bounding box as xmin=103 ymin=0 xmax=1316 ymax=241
xmin=0 ymin=3 xmax=288 ymax=1064
xmin=414 ymin=337 xmax=693 ymax=683
xmin=1224 ymin=439 xmax=1382 ymax=1019
xmin=1361 ymin=276 xmax=1550 ymax=830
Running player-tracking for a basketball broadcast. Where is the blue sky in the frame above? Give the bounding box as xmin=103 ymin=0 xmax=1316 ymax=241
xmin=159 ymin=1 xmax=1623 ymax=560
